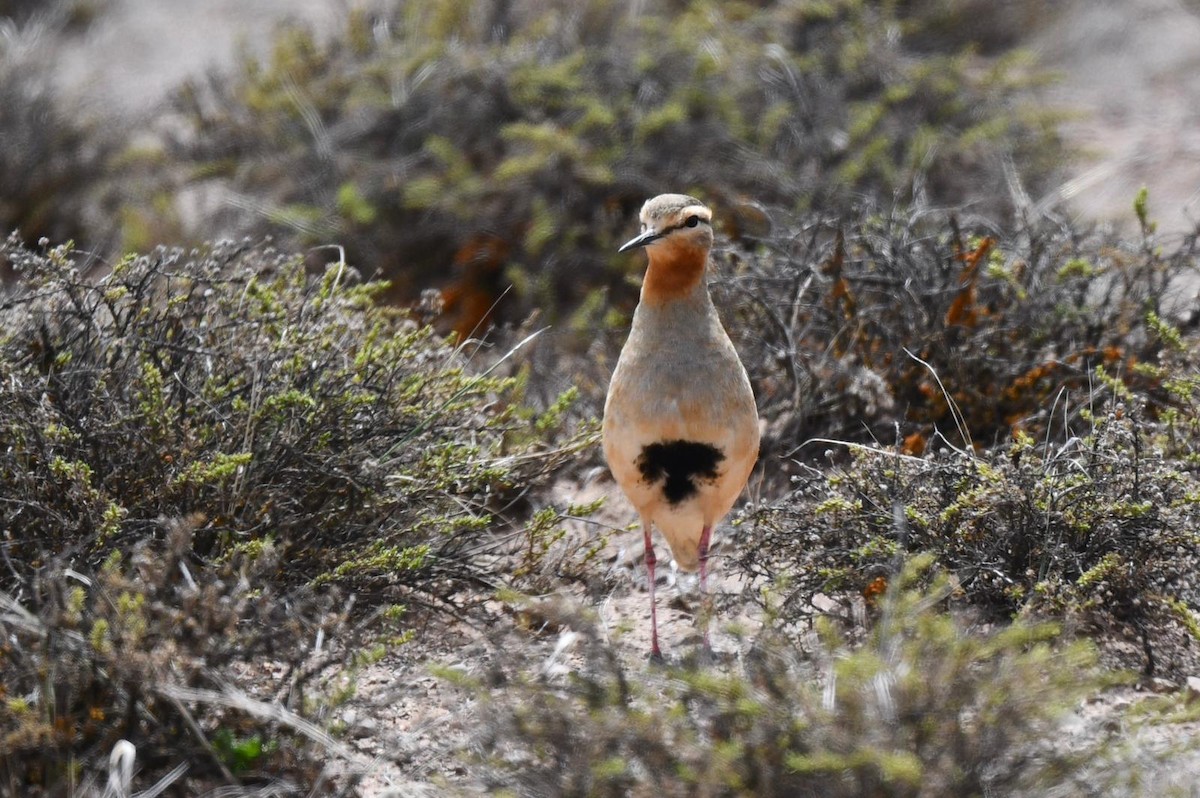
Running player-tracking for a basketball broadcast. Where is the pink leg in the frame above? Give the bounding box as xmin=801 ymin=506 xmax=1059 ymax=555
xmin=698 ymin=524 xmax=713 ymax=651
xmin=644 ymin=523 xmax=663 ymax=661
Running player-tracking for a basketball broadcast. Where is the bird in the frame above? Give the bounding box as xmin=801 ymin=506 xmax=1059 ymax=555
xmin=602 ymin=193 xmax=760 ymax=661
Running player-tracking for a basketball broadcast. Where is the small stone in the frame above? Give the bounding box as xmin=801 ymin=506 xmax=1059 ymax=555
xmin=1185 ymin=676 xmax=1200 ymax=701
xmin=1148 ymin=677 xmax=1178 ymax=694
xmin=350 ymin=717 xmax=378 ymax=738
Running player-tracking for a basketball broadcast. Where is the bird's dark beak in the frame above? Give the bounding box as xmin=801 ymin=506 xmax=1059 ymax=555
xmin=618 ymin=228 xmax=661 ymax=253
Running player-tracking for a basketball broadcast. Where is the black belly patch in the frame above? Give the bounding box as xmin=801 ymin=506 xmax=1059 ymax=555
xmin=636 ymin=440 xmax=725 ymax=505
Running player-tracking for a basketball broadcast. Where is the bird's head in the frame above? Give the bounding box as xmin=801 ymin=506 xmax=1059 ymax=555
xmin=618 ymin=194 xmax=713 ymax=257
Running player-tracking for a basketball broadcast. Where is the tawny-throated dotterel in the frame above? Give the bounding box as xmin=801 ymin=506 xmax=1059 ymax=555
xmin=602 ymin=193 xmax=760 ymax=660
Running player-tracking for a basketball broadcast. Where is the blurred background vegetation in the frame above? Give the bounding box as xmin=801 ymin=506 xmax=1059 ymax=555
xmin=5 ymin=0 xmax=1064 ymax=327
xmin=3 ymin=0 xmax=1200 ymax=794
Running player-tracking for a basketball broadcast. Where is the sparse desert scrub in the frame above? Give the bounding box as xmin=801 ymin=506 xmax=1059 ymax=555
xmin=0 ymin=517 xmax=383 ymax=794
xmin=744 ymin=381 xmax=1200 ymax=676
xmin=467 ymin=558 xmax=1117 ymax=797
xmin=0 ymin=235 xmax=580 ymax=601
xmin=0 ymin=234 xmax=586 ymax=789
xmin=730 ymin=204 xmax=1200 ymax=675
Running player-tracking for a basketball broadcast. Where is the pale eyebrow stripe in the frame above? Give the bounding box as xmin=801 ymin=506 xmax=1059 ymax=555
xmin=657 ymin=211 xmax=712 ymax=236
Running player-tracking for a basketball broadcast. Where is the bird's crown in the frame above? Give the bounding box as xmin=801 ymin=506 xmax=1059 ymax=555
xmin=618 ymin=193 xmax=713 ymax=254
xmin=639 ymin=194 xmax=711 ymax=229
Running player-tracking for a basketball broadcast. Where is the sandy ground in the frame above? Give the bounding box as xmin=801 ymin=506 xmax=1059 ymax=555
xmin=1030 ymin=0 xmax=1200 ymax=235
xmin=50 ymin=0 xmax=343 ymax=116
xmin=345 ymin=474 xmax=772 ymax=794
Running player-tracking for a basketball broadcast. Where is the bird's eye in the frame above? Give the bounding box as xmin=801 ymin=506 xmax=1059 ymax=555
xmin=685 ymin=215 xmax=700 ymax=228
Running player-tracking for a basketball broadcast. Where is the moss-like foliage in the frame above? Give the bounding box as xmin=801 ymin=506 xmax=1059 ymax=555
xmin=128 ymin=0 xmax=1061 ymax=330
xmin=470 ymin=560 xmax=1112 ymax=797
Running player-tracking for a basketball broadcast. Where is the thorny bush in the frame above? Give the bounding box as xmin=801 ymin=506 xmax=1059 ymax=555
xmin=0 ymin=233 xmax=584 ymax=792
xmin=713 ymin=203 xmax=1200 ymax=453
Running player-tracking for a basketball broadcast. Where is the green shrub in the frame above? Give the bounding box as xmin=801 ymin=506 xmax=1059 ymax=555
xmin=745 ymin=392 xmax=1200 ymax=675
xmin=469 ymin=559 xmax=1110 ymax=797
xmin=0 ymin=233 xmax=591 ymax=791
xmin=0 ymin=235 xmax=574 ymax=602
xmin=0 ymin=516 xmax=381 ymax=793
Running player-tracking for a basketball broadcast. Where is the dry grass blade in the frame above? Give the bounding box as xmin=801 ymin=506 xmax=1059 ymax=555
xmin=903 ymin=346 xmax=973 ymax=453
